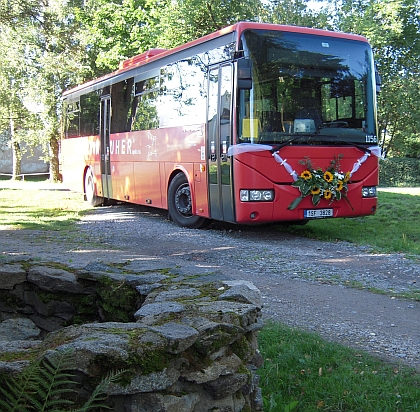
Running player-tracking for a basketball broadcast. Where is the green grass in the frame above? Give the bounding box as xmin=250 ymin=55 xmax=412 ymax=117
xmin=276 ymin=192 xmax=420 ymax=256
xmin=0 ymin=184 xmax=90 ymax=231
xmin=258 ymin=322 xmax=420 ymax=412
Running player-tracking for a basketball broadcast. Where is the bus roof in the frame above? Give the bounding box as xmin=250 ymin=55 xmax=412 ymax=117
xmin=63 ymin=21 xmax=369 ymax=98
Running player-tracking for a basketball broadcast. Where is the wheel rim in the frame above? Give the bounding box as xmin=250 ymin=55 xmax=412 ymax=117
xmin=175 ymin=183 xmax=192 ymax=217
xmin=86 ymin=172 xmax=94 ymax=199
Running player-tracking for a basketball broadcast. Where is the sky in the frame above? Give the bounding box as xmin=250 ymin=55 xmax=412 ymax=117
xmin=306 ymin=0 xmax=328 ymax=11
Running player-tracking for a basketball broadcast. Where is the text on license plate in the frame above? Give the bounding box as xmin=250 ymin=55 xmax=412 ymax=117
xmin=304 ymin=208 xmax=333 ymax=219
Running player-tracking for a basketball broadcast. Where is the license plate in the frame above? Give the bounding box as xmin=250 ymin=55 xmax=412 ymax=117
xmin=304 ymin=208 xmax=333 ymax=219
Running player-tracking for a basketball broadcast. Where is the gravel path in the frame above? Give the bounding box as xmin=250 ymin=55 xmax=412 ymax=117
xmin=1 ymin=193 xmax=420 ymax=371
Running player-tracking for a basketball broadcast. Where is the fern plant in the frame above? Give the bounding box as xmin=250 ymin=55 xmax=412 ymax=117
xmin=0 ymin=349 xmax=125 ymax=412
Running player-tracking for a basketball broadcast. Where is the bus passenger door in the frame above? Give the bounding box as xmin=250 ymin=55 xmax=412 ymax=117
xmin=100 ymin=96 xmax=112 ymax=199
xmin=207 ymin=64 xmax=234 ymax=222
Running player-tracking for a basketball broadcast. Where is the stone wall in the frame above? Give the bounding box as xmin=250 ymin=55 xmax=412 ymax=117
xmin=0 ymin=261 xmax=263 ymax=411
xmin=0 ymin=144 xmax=49 ymax=175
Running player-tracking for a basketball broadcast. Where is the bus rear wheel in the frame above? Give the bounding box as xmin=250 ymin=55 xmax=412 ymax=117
xmin=168 ymin=174 xmax=210 ymax=229
xmin=85 ymin=168 xmax=104 ymax=207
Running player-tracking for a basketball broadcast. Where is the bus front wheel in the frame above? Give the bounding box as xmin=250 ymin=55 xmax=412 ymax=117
xmin=168 ymin=174 xmax=210 ymax=229
xmin=85 ymin=168 xmax=104 ymax=207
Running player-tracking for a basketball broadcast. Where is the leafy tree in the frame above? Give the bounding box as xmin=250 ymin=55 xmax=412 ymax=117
xmin=0 ymin=0 xmax=41 ymax=24
xmin=157 ymin=0 xmax=263 ymax=48
xmin=0 ymin=0 xmax=89 ymax=181
xmin=74 ymin=0 xmax=163 ymax=74
xmin=0 ymin=21 xmax=43 ymax=179
xmin=266 ymin=0 xmax=330 ymax=28
xmin=328 ymin=0 xmax=420 ymax=157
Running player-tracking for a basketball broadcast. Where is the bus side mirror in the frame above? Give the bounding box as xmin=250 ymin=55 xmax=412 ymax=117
xmin=237 ymin=58 xmax=252 ymax=90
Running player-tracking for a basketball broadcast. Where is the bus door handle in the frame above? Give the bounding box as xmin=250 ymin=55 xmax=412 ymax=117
xmin=221 ymin=139 xmax=228 ymax=162
xmin=210 ymin=140 xmax=216 ymax=161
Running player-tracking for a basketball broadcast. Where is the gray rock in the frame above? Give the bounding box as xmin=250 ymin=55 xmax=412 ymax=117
xmin=220 ymin=281 xmax=262 ymax=307
xmin=204 ymin=373 xmax=249 ymax=399
xmin=136 ymin=283 xmax=163 ymax=296
xmin=29 ymin=314 xmax=64 ymax=332
xmin=184 ymin=353 xmax=242 ymax=384
xmin=0 ymin=264 xmax=26 ymax=290
xmin=45 ymin=331 xmax=131 ymax=375
xmin=23 ymin=290 xmax=75 ymax=320
xmin=106 ymin=368 xmax=181 ymax=395
xmin=82 ymin=270 xmax=168 ymax=286
xmin=116 ymin=392 xmax=200 ymax=412
xmin=0 ymin=360 xmax=31 ymax=375
xmin=27 ymin=266 xmax=85 ymax=294
xmin=151 ymin=322 xmax=199 ymax=354
xmin=154 ymin=288 xmax=201 ymax=302
xmin=134 ymin=302 xmax=186 ymax=324
xmin=0 ymin=317 xmax=40 ymax=341
xmin=198 ymin=301 xmax=261 ymax=330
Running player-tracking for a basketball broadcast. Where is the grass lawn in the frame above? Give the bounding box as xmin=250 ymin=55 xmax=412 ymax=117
xmin=259 ymin=322 xmax=420 ymax=411
xmin=276 ymin=191 xmax=420 ymax=256
xmin=0 ymin=180 xmax=89 ymax=231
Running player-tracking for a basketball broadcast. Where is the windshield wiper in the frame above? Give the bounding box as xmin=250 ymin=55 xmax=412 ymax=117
xmin=269 ymin=134 xmax=321 ymax=152
xmin=270 ymin=134 xmax=375 ymax=155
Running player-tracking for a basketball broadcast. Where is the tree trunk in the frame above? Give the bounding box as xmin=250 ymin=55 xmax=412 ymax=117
xmin=49 ymin=134 xmax=61 ymax=182
xmin=10 ymin=114 xmax=22 ymax=181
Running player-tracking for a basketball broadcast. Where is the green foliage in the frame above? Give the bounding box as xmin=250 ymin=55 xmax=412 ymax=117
xmin=97 ymin=277 xmax=139 ymax=322
xmin=0 ymin=184 xmax=90 ymax=231
xmin=0 ymin=349 xmax=125 ymax=411
xmin=0 ymin=0 xmax=41 ymax=24
xmin=265 ymin=0 xmax=330 ymax=28
xmin=329 ymin=0 xmax=420 ymax=158
xmin=74 ymin=0 xmax=162 ymax=73
xmin=288 ymin=156 xmax=350 ymax=209
xmin=279 ymin=191 xmax=420 ymax=256
xmin=157 ymin=0 xmax=263 ymax=48
xmin=259 ymin=322 xmax=420 ymax=411
xmin=379 ymin=158 xmax=420 ymax=187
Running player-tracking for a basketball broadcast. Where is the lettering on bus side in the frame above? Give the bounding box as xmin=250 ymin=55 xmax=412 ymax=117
xmin=110 ymin=138 xmax=133 ymax=155
xmin=88 ymin=139 xmax=100 ymax=156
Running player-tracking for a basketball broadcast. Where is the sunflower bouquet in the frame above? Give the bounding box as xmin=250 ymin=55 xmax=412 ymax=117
xmin=288 ymin=155 xmax=351 ymax=210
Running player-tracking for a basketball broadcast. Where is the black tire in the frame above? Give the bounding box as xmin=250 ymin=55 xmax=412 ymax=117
xmin=168 ymin=173 xmax=210 ymax=228
xmin=84 ymin=168 xmax=104 ymax=207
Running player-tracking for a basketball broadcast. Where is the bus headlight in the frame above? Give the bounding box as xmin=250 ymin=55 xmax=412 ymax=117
xmin=362 ymin=186 xmax=377 ymax=198
xmin=240 ymin=189 xmax=274 ymax=202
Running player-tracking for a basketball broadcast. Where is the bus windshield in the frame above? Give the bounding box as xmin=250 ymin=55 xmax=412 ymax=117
xmin=237 ymin=29 xmax=377 ymax=145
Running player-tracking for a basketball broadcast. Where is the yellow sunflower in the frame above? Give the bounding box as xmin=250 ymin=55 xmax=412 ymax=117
xmin=336 ymin=180 xmax=343 ymax=191
xmin=311 ymin=186 xmax=321 ymax=195
xmin=343 ymin=171 xmax=351 ymax=183
xmin=323 ymin=171 xmax=334 ymax=183
xmin=323 ymin=190 xmax=332 ymax=199
xmin=300 ymin=170 xmax=312 ymax=180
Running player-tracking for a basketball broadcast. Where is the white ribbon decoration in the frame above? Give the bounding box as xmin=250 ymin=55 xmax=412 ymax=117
xmin=227 ymin=143 xmax=273 ymax=156
xmin=349 ymin=146 xmax=384 ymax=177
xmin=272 ymin=152 xmax=298 ymax=181
xmin=227 ymin=143 xmax=383 ymax=180
xmin=227 ymin=143 xmax=299 ymax=181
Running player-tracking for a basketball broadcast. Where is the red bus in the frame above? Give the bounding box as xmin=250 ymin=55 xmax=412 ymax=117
xmin=61 ymin=22 xmax=381 ymax=228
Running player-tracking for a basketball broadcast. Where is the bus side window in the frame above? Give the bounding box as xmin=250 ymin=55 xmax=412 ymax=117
xmin=131 ymin=91 xmax=159 ymax=131
xmin=129 ymin=75 xmax=160 ymax=131
xmin=80 ymin=92 xmax=100 ymax=136
xmin=158 ymin=58 xmax=206 ymax=128
xmin=64 ymin=100 xmax=80 ymax=138
xmin=110 ymin=78 xmax=134 ymax=133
